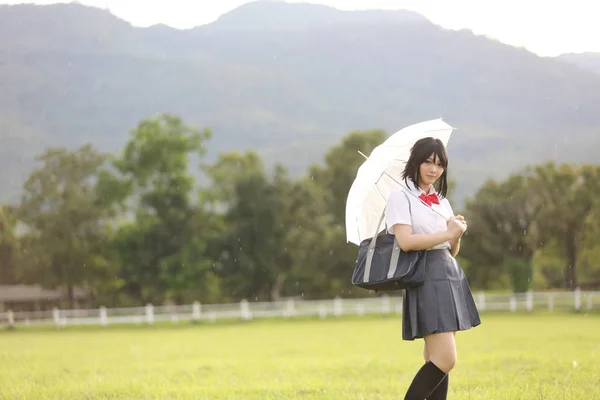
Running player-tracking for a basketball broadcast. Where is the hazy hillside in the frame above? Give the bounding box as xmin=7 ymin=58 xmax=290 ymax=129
xmin=557 ymin=52 xmax=600 ymax=74
xmin=1 ymin=1 xmax=600 ymax=205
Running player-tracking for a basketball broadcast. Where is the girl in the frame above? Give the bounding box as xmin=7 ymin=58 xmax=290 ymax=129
xmin=385 ymin=137 xmax=481 ymax=399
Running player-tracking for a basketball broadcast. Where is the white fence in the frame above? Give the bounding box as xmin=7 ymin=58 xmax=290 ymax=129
xmin=1 ymin=288 xmax=598 ymax=329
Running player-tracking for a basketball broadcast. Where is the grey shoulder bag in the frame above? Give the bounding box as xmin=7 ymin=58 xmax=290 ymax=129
xmin=351 ymin=191 xmax=427 ymax=291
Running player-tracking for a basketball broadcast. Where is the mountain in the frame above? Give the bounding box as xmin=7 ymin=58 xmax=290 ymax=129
xmin=202 ymin=1 xmax=428 ymax=32
xmin=1 ymin=1 xmax=600 ymax=205
xmin=556 ymin=52 xmax=600 ymax=75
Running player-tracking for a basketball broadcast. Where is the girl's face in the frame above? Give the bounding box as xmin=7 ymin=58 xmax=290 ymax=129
xmin=419 ymin=153 xmax=445 ymax=188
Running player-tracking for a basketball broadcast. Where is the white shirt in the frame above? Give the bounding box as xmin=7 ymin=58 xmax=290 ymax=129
xmin=385 ymin=182 xmax=454 ymax=250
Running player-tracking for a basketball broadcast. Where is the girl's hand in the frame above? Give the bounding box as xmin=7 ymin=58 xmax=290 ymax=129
xmin=450 ymin=215 xmax=467 ymax=229
xmin=447 ymin=217 xmax=466 ymax=239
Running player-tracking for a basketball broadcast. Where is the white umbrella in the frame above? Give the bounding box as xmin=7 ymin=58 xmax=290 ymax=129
xmin=345 ymin=118 xmax=455 ymax=245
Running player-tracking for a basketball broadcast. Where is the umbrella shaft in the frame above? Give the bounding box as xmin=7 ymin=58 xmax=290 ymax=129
xmin=383 ymin=172 xmax=449 ymax=220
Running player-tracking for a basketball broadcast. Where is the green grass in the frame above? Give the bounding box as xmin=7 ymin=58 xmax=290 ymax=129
xmin=1 ymin=313 xmax=599 ymax=399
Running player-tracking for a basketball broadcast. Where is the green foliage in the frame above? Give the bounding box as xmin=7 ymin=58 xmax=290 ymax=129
xmin=532 ymin=239 xmax=564 ymax=290
xmin=14 ymin=145 xmax=113 ymax=307
xmin=96 ymin=114 xmax=214 ymax=304
xmin=528 ymin=163 xmax=600 ymax=288
xmin=204 ymin=152 xmax=285 ymax=300
xmin=4 ymin=113 xmax=600 ymax=306
xmin=0 ymin=205 xmax=18 ymax=284
xmin=460 ymin=173 xmax=537 ymax=290
xmin=461 ymin=162 xmax=600 ymax=292
xmin=577 ymin=207 xmax=600 ymax=286
xmin=309 ymin=129 xmax=387 ymax=226
xmin=504 ymin=257 xmax=533 ymax=293
xmin=301 ymin=130 xmax=387 ymax=297
xmin=201 ymin=152 xmax=319 ymax=301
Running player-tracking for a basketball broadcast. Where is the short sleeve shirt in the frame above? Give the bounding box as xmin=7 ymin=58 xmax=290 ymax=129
xmin=385 ymin=182 xmax=454 ymax=250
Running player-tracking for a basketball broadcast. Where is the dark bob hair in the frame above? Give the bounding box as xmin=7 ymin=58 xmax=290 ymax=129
xmin=401 ymin=137 xmax=449 ymax=198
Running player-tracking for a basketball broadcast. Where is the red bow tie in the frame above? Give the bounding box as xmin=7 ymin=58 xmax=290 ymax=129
xmin=419 ymin=193 xmax=440 ymax=206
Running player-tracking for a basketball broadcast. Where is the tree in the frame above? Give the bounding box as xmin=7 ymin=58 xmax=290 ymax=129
xmin=577 ymin=206 xmax=600 ymax=287
xmin=96 ymin=114 xmax=214 ymax=304
xmin=531 ymin=238 xmax=565 ymax=290
xmin=310 ymin=129 xmax=387 ymax=226
xmin=302 ymin=130 xmax=387 ymax=297
xmin=16 ymin=145 xmax=111 ymax=307
xmin=278 ymin=174 xmax=333 ymax=298
xmin=202 ymin=152 xmax=293 ymax=301
xmin=0 ymin=205 xmax=18 ymax=284
xmin=529 ymin=162 xmax=600 ymax=289
xmin=461 ymin=173 xmax=538 ymax=292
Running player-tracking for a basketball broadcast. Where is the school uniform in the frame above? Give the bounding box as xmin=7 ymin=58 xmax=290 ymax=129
xmin=385 ymin=181 xmax=481 ymax=341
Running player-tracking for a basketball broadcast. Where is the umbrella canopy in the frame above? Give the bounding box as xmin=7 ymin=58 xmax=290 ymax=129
xmin=345 ymin=119 xmax=455 ymax=245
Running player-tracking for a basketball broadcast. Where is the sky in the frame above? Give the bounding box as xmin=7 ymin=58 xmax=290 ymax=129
xmin=3 ymin=0 xmax=598 ymax=57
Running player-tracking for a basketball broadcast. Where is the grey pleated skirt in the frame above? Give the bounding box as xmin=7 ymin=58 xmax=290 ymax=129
xmin=402 ymin=248 xmax=481 ymax=341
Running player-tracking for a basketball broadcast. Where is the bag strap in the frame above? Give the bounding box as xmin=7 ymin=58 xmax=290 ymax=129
xmin=386 ymin=192 xmax=412 ymax=278
xmin=364 ymin=190 xmax=412 ymax=280
xmin=371 ymin=189 xmax=412 ymax=241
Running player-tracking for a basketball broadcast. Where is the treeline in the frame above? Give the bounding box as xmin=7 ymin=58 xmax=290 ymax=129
xmin=0 ymin=115 xmax=599 ymax=308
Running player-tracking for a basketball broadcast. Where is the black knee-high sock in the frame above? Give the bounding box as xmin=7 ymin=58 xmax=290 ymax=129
xmin=426 ymin=373 xmax=448 ymax=400
xmin=404 ymin=361 xmax=447 ymax=400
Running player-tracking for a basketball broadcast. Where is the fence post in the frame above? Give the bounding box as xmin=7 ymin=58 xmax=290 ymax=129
xmin=587 ymin=294 xmax=593 ymax=311
xmin=526 ymin=290 xmax=533 ymax=312
xmin=240 ymin=299 xmax=252 ymax=320
xmin=548 ymin=295 xmax=554 ymax=312
xmin=509 ymin=295 xmax=517 ymax=312
xmin=145 ymin=303 xmax=154 ymax=324
xmin=318 ymin=304 xmax=327 ymax=319
xmin=7 ymin=310 xmax=14 ymax=328
xmin=285 ymin=299 xmax=296 ymax=318
xmin=52 ymin=307 xmax=60 ymax=327
xmin=333 ymin=296 xmax=343 ymax=317
xmin=477 ymin=292 xmax=486 ymax=312
xmin=192 ymin=301 xmax=201 ymax=321
xmin=99 ymin=306 xmax=108 ymax=327
xmin=381 ymin=294 xmax=391 ymax=315
xmin=574 ymin=287 xmax=581 ymax=311
xmin=357 ymin=303 xmax=365 ymax=316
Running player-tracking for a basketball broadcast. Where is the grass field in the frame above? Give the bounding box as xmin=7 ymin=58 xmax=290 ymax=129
xmin=0 ymin=312 xmax=598 ymax=399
